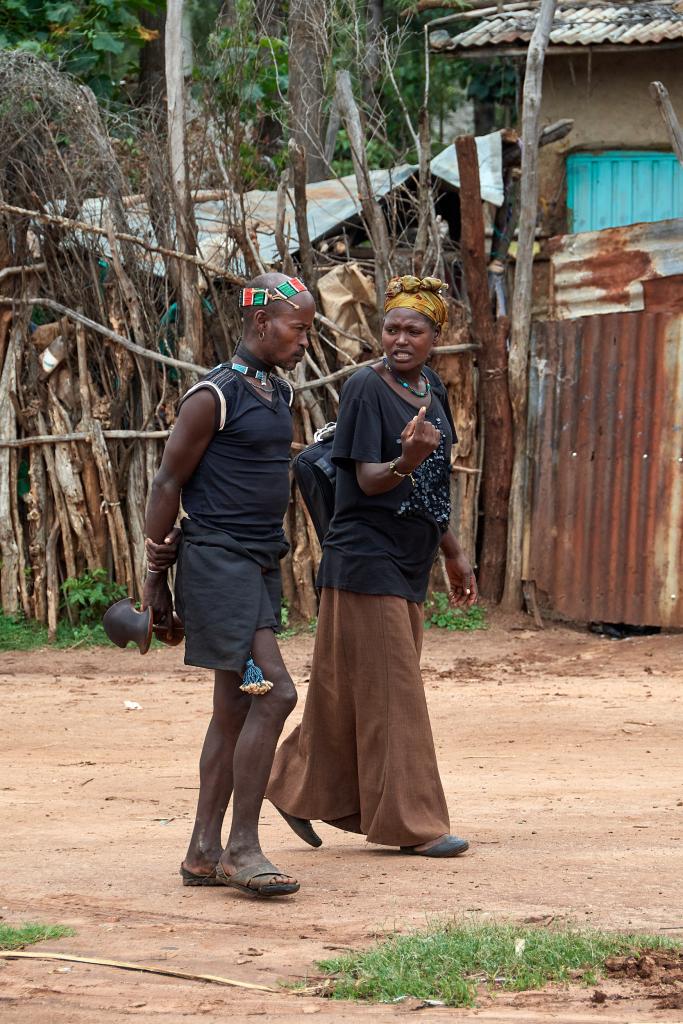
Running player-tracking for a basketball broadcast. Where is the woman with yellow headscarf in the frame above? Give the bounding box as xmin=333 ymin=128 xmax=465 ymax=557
xmin=268 ymin=276 xmax=478 ymax=859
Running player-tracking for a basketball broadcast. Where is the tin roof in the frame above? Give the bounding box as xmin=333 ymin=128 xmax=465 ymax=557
xmin=429 ymin=3 xmax=683 ymax=55
xmin=72 ymin=134 xmax=504 ymax=277
xmin=197 ymin=166 xmax=417 ymax=273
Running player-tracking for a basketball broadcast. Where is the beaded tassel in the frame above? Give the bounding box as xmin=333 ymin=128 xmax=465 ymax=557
xmin=240 ymin=657 xmax=273 ymax=696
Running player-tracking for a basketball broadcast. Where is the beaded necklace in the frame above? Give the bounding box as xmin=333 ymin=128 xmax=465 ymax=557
xmin=230 ymin=361 xmax=271 ymax=387
xmin=230 ymin=344 xmax=275 ymax=390
xmin=382 ymin=357 xmax=431 ymax=398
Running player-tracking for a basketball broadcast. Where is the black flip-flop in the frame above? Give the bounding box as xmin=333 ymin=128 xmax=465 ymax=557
xmin=215 ymin=859 xmax=300 ymax=898
xmin=275 ymin=807 xmax=322 ymax=848
xmin=400 ymin=835 xmax=470 ymax=858
xmin=179 ymin=862 xmax=222 ymax=886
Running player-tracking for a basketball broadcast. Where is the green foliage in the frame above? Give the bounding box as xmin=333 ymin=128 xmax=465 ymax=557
xmin=0 ymin=612 xmax=48 ymax=651
xmin=330 ymin=128 xmax=398 ymax=178
xmin=197 ymin=4 xmax=289 ymax=189
xmin=0 ymin=0 xmax=165 ymax=99
xmin=194 ymin=0 xmax=475 ymax=185
xmin=0 ymin=922 xmax=74 ymax=950
xmin=378 ymin=25 xmax=469 ymax=157
xmin=203 ymin=27 xmax=289 ymax=117
xmin=465 ymin=57 xmax=518 ymax=106
xmin=57 ymin=622 xmax=113 ymax=647
xmin=317 ymin=921 xmax=682 ymax=1006
xmin=61 ymin=568 xmax=127 ymax=627
xmin=424 ymin=592 xmax=486 ymax=632
xmin=279 ymin=599 xmax=317 ymax=640
xmin=0 ymin=611 xmax=117 ymax=650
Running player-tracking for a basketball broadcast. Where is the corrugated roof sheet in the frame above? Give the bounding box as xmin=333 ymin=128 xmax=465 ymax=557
xmin=71 ymin=134 xmax=504 ymax=277
xmin=196 ymin=166 xmax=417 ymax=273
xmin=430 ymin=3 xmax=683 ymax=53
xmin=547 ymin=218 xmax=683 ymax=319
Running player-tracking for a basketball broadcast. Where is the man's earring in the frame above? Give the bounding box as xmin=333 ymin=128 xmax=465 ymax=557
xmin=258 ymin=328 xmax=265 ymax=342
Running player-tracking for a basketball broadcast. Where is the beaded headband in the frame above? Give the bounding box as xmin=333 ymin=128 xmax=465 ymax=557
xmin=239 ymin=278 xmax=308 ymax=309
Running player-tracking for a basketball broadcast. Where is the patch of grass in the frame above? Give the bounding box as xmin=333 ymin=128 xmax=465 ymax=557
xmin=0 ymin=613 xmax=118 ymax=651
xmin=424 ymin=592 xmax=487 ymax=632
xmin=0 ymin=612 xmax=167 ymax=651
xmin=0 ymin=923 xmax=74 ymax=951
xmin=280 ymin=617 xmax=317 ymax=641
xmin=55 ymin=622 xmax=113 ymax=649
xmin=0 ymin=612 xmax=49 ymax=651
xmin=279 ymin=599 xmax=317 ymax=640
xmin=317 ymin=921 xmax=682 ymax=1007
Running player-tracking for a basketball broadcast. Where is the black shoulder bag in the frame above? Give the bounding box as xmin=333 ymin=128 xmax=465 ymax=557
xmin=292 ymin=422 xmax=336 ymax=545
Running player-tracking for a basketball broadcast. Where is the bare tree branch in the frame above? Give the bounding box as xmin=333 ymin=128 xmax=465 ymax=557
xmin=0 ymin=297 xmax=208 ymax=374
xmin=335 ymin=70 xmax=393 ymax=313
xmin=502 ymin=0 xmax=557 ymax=611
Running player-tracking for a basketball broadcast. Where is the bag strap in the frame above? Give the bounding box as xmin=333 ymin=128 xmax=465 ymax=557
xmin=277 ymin=376 xmax=295 ymax=408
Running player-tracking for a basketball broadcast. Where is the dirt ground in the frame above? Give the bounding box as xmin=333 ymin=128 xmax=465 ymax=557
xmin=1 ymin=612 xmax=683 ymax=1024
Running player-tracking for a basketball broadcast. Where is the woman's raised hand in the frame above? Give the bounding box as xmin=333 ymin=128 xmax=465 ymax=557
xmin=399 ymin=406 xmax=441 ymax=472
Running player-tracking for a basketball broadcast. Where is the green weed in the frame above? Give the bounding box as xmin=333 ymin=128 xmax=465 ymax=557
xmin=424 ymin=592 xmax=487 ymax=632
xmin=0 ymin=923 xmax=74 ymax=951
xmin=0 ymin=612 xmax=125 ymax=651
xmin=0 ymin=612 xmax=48 ymax=651
xmin=61 ymin=569 xmax=127 ymax=627
xmin=316 ymin=920 xmax=681 ymax=1006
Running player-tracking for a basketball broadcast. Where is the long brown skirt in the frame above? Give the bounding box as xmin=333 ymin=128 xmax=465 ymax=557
xmin=267 ymin=587 xmax=450 ymax=846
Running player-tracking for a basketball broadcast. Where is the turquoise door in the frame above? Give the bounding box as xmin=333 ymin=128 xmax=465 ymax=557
xmin=566 ymin=151 xmax=683 ymax=233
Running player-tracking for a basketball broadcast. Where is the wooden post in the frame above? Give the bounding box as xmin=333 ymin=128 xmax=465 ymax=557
xmin=455 ymin=135 xmax=514 ymax=602
xmin=76 ymin=327 xmax=135 ymax=595
xmin=165 ymin=0 xmax=203 ymax=369
xmin=0 ymin=324 xmax=20 ymax=613
xmin=288 ymin=140 xmax=317 ymax=291
xmin=650 ymin=81 xmax=683 ymax=167
xmin=501 ymin=0 xmax=557 ymax=612
xmin=274 ymin=169 xmax=295 ymax=276
xmin=335 ymin=70 xmax=392 ymax=316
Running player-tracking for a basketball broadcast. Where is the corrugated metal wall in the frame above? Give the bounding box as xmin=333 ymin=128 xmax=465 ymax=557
xmin=524 ymin=311 xmax=683 ymax=626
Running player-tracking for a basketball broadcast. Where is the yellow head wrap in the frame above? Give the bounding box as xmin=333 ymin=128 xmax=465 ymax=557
xmin=384 ymin=275 xmax=449 ymax=328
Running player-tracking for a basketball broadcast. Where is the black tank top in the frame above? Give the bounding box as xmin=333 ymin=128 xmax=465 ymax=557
xmin=179 ymin=364 xmax=294 ymax=545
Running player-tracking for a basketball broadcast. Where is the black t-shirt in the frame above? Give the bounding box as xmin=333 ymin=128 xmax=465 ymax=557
xmin=180 ymin=365 xmax=294 ymax=546
xmin=316 ymin=364 xmax=456 ymax=603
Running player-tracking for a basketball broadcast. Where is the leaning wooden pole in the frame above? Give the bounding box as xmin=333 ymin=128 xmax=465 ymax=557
xmin=335 ymin=70 xmax=392 ymax=316
xmin=455 ymin=135 xmax=513 ymax=603
xmin=650 ymin=81 xmax=683 ymax=167
xmin=501 ymin=0 xmax=557 ymax=612
xmin=166 ymin=0 xmax=203 ymax=369
xmin=288 ymin=139 xmax=317 ymax=291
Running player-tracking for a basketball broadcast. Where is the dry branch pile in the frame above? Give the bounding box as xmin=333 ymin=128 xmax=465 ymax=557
xmin=0 ymin=52 xmax=479 ymax=632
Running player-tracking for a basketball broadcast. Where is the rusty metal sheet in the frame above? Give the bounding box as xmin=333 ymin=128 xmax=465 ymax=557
xmin=547 ymin=219 xmax=683 ymax=320
xmin=524 ymin=311 xmax=683 ymax=627
xmin=429 ymin=3 xmax=683 ymax=54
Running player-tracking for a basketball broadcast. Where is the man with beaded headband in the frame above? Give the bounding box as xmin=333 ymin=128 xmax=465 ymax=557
xmin=142 ymin=272 xmax=314 ymax=897
xmin=267 ymin=275 xmax=478 ymax=858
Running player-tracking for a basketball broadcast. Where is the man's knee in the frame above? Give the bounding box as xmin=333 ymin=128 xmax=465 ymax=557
xmin=261 ymin=668 xmax=297 ymax=718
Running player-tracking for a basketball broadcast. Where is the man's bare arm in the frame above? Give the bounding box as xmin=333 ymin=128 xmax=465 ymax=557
xmin=144 ymin=389 xmax=217 ymax=543
xmin=141 ymin=389 xmax=216 ymax=624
